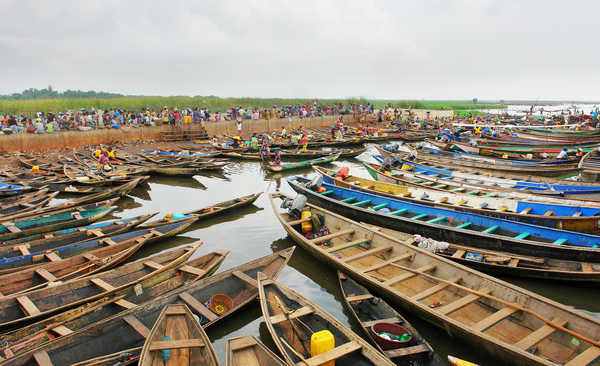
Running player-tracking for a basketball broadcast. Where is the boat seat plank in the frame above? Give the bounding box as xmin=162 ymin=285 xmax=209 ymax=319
xmin=16 ymin=245 xmax=30 ymax=256
xmin=565 ymin=345 xmax=600 ymax=366
xmin=287 ymin=217 xmax=311 ymax=226
xmin=270 ymin=306 xmax=314 ymax=325
xmin=45 ymin=252 xmax=61 ymax=262
xmin=342 ymin=245 xmax=392 ymax=263
xmin=361 ymin=317 xmax=401 ymax=328
xmin=232 ymin=270 xmax=258 ymax=288
xmin=178 ymin=265 xmax=207 ymax=277
xmin=508 ymin=259 xmax=520 ymax=267
xmin=520 ymin=207 xmax=532 ymax=215
xmin=360 ymin=253 xmax=413 ymax=273
xmin=148 ymin=339 xmax=205 ymax=351
xmin=83 ymin=253 xmax=99 ymax=262
xmin=51 ymin=325 xmax=73 ymax=336
xmin=452 ymin=250 xmax=466 ymax=258
xmin=514 ymin=318 xmax=567 ymax=350
xmin=115 ymin=299 xmax=137 ymax=309
xmin=385 ymin=344 xmax=431 ymax=358
xmin=327 ymin=239 xmax=371 ymax=253
xmin=299 ymin=341 xmax=362 ymax=366
xmin=473 ymin=307 xmax=519 ymax=332
xmin=544 ymin=210 xmax=555 ymax=216
xmin=123 ymin=315 xmax=150 ymax=338
xmin=102 ymin=238 xmax=118 ymax=246
xmin=3 ymin=223 xmax=21 ymax=234
xmin=17 ymin=295 xmax=41 ymax=316
xmin=178 ymin=292 xmax=218 ymax=321
xmin=411 ymin=277 xmax=461 ymax=301
xmin=90 ymin=278 xmax=116 ymax=292
xmin=72 ymin=212 xmax=83 ymax=220
xmin=143 ymin=260 xmax=164 ymax=270
xmin=32 ymin=350 xmax=53 ymax=366
xmin=312 ymin=229 xmax=355 ymax=244
xmin=345 ymin=294 xmax=374 ymax=303
xmin=87 ymin=229 xmax=104 ymax=237
xmin=35 ymin=268 xmax=57 ymax=283
xmin=384 ymin=264 xmax=436 ymax=286
xmin=573 ymin=212 xmax=583 ymax=217
xmin=230 ymin=337 xmax=258 ymax=352
xmin=437 ymin=288 xmax=491 ymax=315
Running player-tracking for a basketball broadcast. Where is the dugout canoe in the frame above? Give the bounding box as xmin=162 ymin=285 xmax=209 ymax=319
xmin=338 ymin=271 xmax=434 ymax=362
xmin=264 ymin=152 xmax=341 ymax=172
xmin=0 ymin=213 xmax=153 ymax=261
xmin=0 ymin=182 xmax=34 ymax=196
xmin=286 ymin=176 xmax=600 ymax=262
xmin=363 ymin=224 xmax=600 ymax=284
xmin=0 ymin=213 xmax=155 ymax=247
xmin=16 ymin=155 xmax=63 ymax=173
xmin=226 ymin=336 xmax=287 ymax=366
xmin=139 ymin=192 xmax=262 ymax=227
xmin=258 ymin=274 xmax=395 ymax=366
xmin=0 ymin=242 xmax=202 ymax=330
xmin=0 ymin=249 xmax=228 ymax=359
xmin=315 ymin=167 xmax=600 ymax=233
xmin=0 ymin=191 xmax=58 ymax=220
xmin=0 ymin=217 xmax=196 ymax=277
xmin=0 ymin=248 xmax=294 ymax=366
xmin=139 ymin=303 xmax=220 ymax=366
xmin=0 ymin=199 xmax=118 ymax=242
xmin=270 ymin=193 xmax=600 ymax=366
xmin=372 ymin=155 xmax=600 ymax=195
xmin=224 ymin=147 xmax=366 ymax=161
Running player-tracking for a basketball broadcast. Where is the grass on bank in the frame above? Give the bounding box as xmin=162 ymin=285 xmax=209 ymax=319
xmin=0 ymin=96 xmax=506 ymax=116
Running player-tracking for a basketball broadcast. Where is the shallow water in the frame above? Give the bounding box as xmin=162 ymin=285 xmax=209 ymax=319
xmin=107 ymin=145 xmax=600 ymax=366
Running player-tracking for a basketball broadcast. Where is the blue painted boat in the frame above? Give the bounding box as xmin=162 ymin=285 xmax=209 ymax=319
xmin=146 ymin=150 xmax=220 ymax=158
xmin=287 ymin=176 xmax=600 ymax=262
xmin=0 ymin=182 xmax=29 ymax=196
xmin=374 ymin=155 xmax=600 ymax=194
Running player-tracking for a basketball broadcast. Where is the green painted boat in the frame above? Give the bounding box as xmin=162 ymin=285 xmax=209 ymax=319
xmin=0 ymin=198 xmax=118 ymax=242
xmin=265 ymin=152 xmax=341 ymax=172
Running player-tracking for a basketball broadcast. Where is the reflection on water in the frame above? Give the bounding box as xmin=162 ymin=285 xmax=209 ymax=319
xmin=103 ymin=144 xmax=598 ymax=366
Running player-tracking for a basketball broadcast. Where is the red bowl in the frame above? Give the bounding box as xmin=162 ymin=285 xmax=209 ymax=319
xmin=371 ymin=322 xmax=413 ymax=350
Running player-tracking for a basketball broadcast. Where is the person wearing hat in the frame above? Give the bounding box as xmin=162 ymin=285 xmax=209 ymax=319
xmin=576 ymin=148 xmax=584 ymax=158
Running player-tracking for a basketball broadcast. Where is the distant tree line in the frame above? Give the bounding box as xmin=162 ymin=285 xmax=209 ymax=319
xmin=0 ymin=86 xmax=125 ymax=100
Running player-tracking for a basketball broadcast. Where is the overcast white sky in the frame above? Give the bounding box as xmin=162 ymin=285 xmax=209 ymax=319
xmin=1 ymin=0 xmax=598 ymax=100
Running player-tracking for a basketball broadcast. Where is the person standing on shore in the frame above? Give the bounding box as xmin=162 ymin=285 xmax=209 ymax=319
xmin=237 ymin=119 xmax=243 ymax=137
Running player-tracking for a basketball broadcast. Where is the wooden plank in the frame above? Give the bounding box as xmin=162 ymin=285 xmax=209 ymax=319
xmin=143 ymin=260 xmax=164 ymax=270
xmin=452 ymin=249 xmax=466 ymax=258
xmin=35 ymin=268 xmax=57 ymax=283
xmin=148 ymin=339 xmax=205 ymax=351
xmin=102 ymin=238 xmax=118 ymax=246
xmin=32 ymin=350 xmax=53 ymax=366
xmin=361 ymin=317 xmax=400 ymax=328
xmin=437 ymin=288 xmax=491 ymax=315
xmin=90 ymin=278 xmax=116 ymax=292
xmin=87 ymin=229 xmax=104 ymax=237
xmin=230 ymin=337 xmax=258 ymax=352
xmin=581 ymin=263 xmax=594 ymax=272
xmin=300 ymin=341 xmax=362 ymax=366
xmin=16 ymin=295 xmax=41 ymax=316
xmin=342 ymin=245 xmax=392 ymax=263
xmin=383 ymin=264 xmax=436 ymax=286
xmin=45 ymin=252 xmax=61 ymax=262
xmin=123 ymin=315 xmax=150 ymax=338
xmin=178 ymin=292 xmax=218 ymax=321
xmin=412 ymin=277 xmax=461 ymax=301
xmin=178 ymin=265 xmax=207 ymax=277
xmin=115 ymin=299 xmax=137 ymax=309
xmin=232 ymin=270 xmax=258 ymax=288
xmin=327 ymin=239 xmax=371 ymax=253
xmin=360 ymin=253 xmax=413 ymax=273
xmin=51 ymin=325 xmax=73 ymax=336
xmin=472 ymin=307 xmax=519 ymax=332
xmin=520 ymin=207 xmax=532 ymax=214
xmin=83 ymin=253 xmax=99 ymax=262
xmin=16 ymin=245 xmax=30 ymax=256
xmin=3 ymin=223 xmax=21 ymax=234
xmin=287 ymin=217 xmax=312 ymax=226
xmin=72 ymin=212 xmax=83 ymax=220
xmin=345 ymin=294 xmax=373 ymax=303
xmin=312 ymin=229 xmax=355 ymax=244
xmin=565 ymin=346 xmax=600 ymax=366
xmin=270 ymin=306 xmax=314 ymax=325
xmin=385 ymin=344 xmax=431 ymax=358
xmin=544 ymin=210 xmax=555 ymax=216
xmin=508 ymin=258 xmax=520 ymax=267
xmin=514 ymin=318 xmax=567 ymax=350
xmin=573 ymin=211 xmax=583 ymax=217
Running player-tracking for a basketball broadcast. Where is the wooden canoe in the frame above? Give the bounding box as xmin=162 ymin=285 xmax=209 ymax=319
xmin=287 ymin=176 xmax=600 ymax=262
xmin=0 ymin=218 xmax=196 ymax=296
xmin=226 ymin=336 xmax=287 ymax=366
xmin=338 ymin=271 xmax=434 ymax=362
xmin=139 ymin=304 xmax=220 ymax=366
xmin=258 ymin=274 xmax=395 ymax=366
xmin=0 ymin=249 xmax=228 ymax=359
xmin=0 ymin=213 xmax=156 ymax=247
xmin=0 ymin=189 xmax=51 ymax=206
xmin=140 ymin=192 xmax=262 ymax=227
xmin=270 ymin=193 xmax=600 ymax=366
xmin=0 ymin=199 xmax=118 ymax=242
xmin=0 ymin=213 xmax=154 ymax=262
xmin=224 ymin=147 xmax=366 ymax=161
xmin=0 ymin=242 xmax=202 ymax=329
xmin=0 ymin=191 xmax=58 ymax=220
xmin=265 ymin=152 xmax=341 ymax=172
xmin=0 ymin=248 xmax=294 ymax=366
xmin=315 ymin=167 xmax=600 ymax=233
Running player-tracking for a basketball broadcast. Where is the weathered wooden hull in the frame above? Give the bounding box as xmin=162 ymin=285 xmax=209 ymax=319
xmin=265 ymin=152 xmax=341 ymax=172
xmin=226 ymin=336 xmax=287 ymax=366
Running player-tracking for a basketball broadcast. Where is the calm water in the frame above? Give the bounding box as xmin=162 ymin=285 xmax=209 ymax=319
xmin=105 ymin=145 xmax=600 ymax=366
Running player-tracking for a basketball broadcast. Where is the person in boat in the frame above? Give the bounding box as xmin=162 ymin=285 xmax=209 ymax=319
xmin=260 ymin=138 xmax=271 ymax=159
xmin=232 ymin=136 xmax=241 ymax=148
xmin=98 ymin=150 xmax=109 ymax=171
xmin=280 ymin=126 xmax=287 ymax=139
xmin=249 ymin=133 xmax=259 ymax=152
xmin=94 ymin=145 xmax=102 ymax=158
xmin=107 ymin=146 xmax=118 ymax=161
xmin=576 ymin=147 xmax=584 ymax=158
xmin=557 ymin=147 xmax=569 ymax=159
xmin=273 ymin=149 xmax=281 ymax=166
xmin=300 ymin=131 xmax=308 ymax=152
